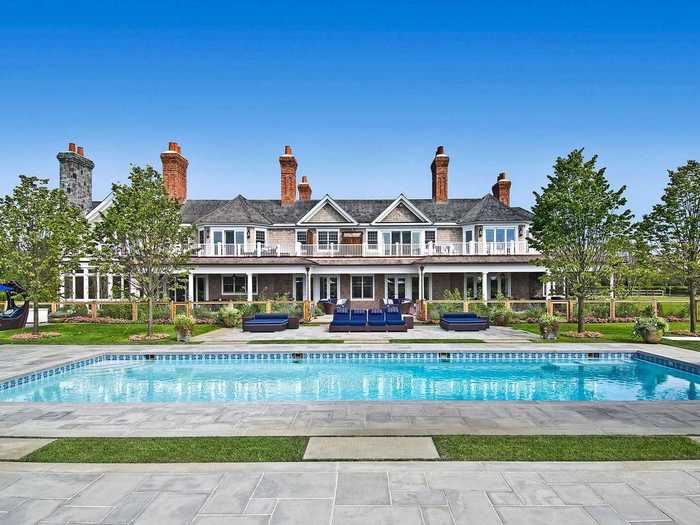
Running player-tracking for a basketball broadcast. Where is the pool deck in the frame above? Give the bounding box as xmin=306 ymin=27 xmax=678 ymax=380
xmin=1 ymin=342 xmax=700 ymax=438
xmin=2 ymin=459 xmax=700 ymax=524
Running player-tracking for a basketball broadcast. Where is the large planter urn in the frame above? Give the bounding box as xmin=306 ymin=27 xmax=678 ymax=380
xmin=642 ymin=328 xmax=663 ymax=344
xmin=539 ymin=322 xmax=559 ymax=341
xmin=176 ymin=328 xmax=191 ymax=343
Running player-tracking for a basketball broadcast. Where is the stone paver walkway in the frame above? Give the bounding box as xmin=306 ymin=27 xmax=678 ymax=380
xmin=303 ymin=437 xmax=439 ymax=460
xmin=2 ymin=460 xmax=700 ymax=524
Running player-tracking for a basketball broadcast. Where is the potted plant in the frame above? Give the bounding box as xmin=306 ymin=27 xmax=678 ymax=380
xmin=632 ymin=317 xmax=669 ymax=344
xmin=489 ymin=302 xmax=512 ymax=326
xmin=538 ymin=314 xmax=560 ymax=340
xmin=174 ymin=314 xmax=195 ymax=343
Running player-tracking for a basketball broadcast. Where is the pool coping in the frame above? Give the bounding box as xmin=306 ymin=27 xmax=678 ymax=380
xmin=1 ymin=344 xmax=698 ymax=397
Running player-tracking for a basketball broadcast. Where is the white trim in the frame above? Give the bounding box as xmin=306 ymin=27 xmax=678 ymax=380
xmin=220 ymin=274 xmax=258 ymax=296
xmin=372 ymin=194 xmax=432 ymax=225
xmin=350 ymin=274 xmax=375 ymax=300
xmin=298 ymin=195 xmax=357 ymax=225
xmin=85 ymin=193 xmax=114 ymax=222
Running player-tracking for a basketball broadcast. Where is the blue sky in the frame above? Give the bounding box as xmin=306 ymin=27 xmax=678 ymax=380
xmin=1 ymin=0 xmax=698 ymax=217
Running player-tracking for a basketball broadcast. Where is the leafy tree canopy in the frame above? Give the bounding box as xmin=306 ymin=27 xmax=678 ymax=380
xmin=529 ymin=149 xmax=633 ymax=332
xmin=93 ymin=165 xmax=194 ymax=336
xmin=0 ymin=176 xmax=90 ymax=333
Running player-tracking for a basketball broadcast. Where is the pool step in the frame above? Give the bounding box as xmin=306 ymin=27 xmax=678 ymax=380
xmin=303 ymin=437 xmax=439 ymax=460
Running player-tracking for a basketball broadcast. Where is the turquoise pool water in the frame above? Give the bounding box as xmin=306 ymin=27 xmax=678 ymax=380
xmin=1 ymin=355 xmax=699 ymax=403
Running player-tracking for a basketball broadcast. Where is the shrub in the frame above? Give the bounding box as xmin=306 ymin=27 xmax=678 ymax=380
xmin=632 ymin=317 xmax=669 ymax=339
xmin=174 ymin=314 xmax=195 ymax=335
xmin=217 ymin=306 xmax=243 ymax=328
xmin=537 ymin=314 xmax=560 ymax=340
xmin=489 ymin=302 xmax=513 ymax=325
xmin=99 ymin=303 xmax=132 ymax=320
xmin=137 ymin=303 xmax=170 ymax=322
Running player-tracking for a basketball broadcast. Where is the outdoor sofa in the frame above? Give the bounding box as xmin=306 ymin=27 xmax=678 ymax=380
xmin=329 ymin=306 xmax=407 ymax=332
xmin=242 ymin=313 xmax=299 ymax=332
xmin=439 ymin=312 xmax=489 ymax=331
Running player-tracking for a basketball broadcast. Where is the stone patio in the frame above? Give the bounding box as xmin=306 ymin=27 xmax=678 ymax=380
xmin=1 ymin=342 xmax=700 ymax=437
xmin=192 ymin=323 xmax=539 ymax=343
xmin=2 ymin=460 xmax=700 ymax=524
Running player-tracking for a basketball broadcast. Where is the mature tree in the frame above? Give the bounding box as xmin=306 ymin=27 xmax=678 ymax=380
xmin=640 ymin=160 xmax=700 ymax=332
xmin=529 ymin=149 xmax=633 ymax=333
xmin=0 ymin=176 xmax=90 ymax=334
xmin=93 ymin=166 xmax=194 ymax=336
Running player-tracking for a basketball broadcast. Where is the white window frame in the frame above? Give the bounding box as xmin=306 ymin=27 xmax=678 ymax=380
xmin=211 ymin=227 xmax=247 ymax=255
xmin=254 ymin=228 xmax=267 ymax=246
xmin=316 ymin=229 xmax=340 ymax=252
xmin=316 ymin=274 xmax=339 ymax=301
xmin=351 ymin=274 xmax=374 ymax=300
xmin=221 ymin=274 xmax=258 ymax=296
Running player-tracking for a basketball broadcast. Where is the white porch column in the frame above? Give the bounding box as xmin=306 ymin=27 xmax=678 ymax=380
xmin=305 ymin=267 xmax=312 ymax=301
xmin=246 ymin=273 xmax=253 ymax=302
xmin=481 ymin=271 xmax=488 ymax=302
xmin=83 ymin=269 xmax=89 ymax=301
xmin=188 ymin=272 xmax=194 ymax=302
xmin=107 ymin=275 xmax=113 ymax=299
xmin=609 ymin=273 xmax=615 ymax=298
xmin=418 ymin=267 xmax=424 ymax=301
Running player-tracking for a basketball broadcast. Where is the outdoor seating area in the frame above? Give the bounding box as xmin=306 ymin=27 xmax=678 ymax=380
xmin=439 ymin=312 xmax=490 ymax=331
xmin=317 ymin=298 xmax=349 ymax=314
xmin=241 ymin=313 xmax=300 ymax=332
xmin=329 ymin=306 xmax=408 ymax=332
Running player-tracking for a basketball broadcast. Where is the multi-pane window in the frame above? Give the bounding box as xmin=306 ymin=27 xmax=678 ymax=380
xmin=296 ymin=230 xmax=307 ymax=245
xmin=351 ymin=275 xmax=374 ymax=300
xmin=222 ymin=275 xmax=257 ymax=295
xmin=424 ymin=230 xmax=436 ymax=246
xmin=255 ymin=230 xmax=266 ymax=245
xmin=198 ymin=229 xmax=205 ymax=244
xmin=318 ymin=230 xmax=339 ymax=247
xmin=484 ymin=227 xmax=516 ymax=243
xmin=367 ymin=231 xmax=378 ymax=247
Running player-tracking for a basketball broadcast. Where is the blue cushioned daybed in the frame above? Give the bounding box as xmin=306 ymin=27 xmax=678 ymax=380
xmin=242 ymin=313 xmax=290 ymax=332
xmin=439 ymin=312 xmax=489 ymax=331
xmin=367 ymin=309 xmax=386 ymax=332
xmin=385 ymin=306 xmax=408 ymax=332
xmin=329 ymin=308 xmax=368 ymax=332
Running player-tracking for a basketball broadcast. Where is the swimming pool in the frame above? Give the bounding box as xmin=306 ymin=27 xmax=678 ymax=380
xmin=1 ymin=352 xmax=698 ymax=403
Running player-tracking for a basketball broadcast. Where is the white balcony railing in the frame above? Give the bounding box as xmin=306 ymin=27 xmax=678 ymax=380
xmin=191 ymin=241 xmax=538 ymax=258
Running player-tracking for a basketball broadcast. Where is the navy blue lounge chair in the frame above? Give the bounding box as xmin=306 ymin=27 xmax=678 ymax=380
xmin=0 ymin=282 xmax=29 ymax=331
xmin=367 ymin=309 xmax=386 ymax=332
xmin=242 ymin=313 xmax=290 ymax=332
xmin=439 ymin=312 xmax=489 ymax=331
xmin=385 ymin=306 xmax=407 ymax=332
xmin=329 ymin=308 xmax=367 ymax=332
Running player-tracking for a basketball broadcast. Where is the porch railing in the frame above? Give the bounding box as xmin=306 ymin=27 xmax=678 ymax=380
xmin=191 ymin=241 xmax=539 ymax=258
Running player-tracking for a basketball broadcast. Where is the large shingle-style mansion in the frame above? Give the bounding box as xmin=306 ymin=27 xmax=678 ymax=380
xmin=58 ymin=142 xmax=547 ymax=307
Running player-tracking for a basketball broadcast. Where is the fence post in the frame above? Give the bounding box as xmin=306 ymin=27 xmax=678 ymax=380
xmin=266 ymin=301 xmax=272 ymax=313
xmin=546 ymin=300 xmax=553 ymax=316
xmin=463 ymin=300 xmax=468 ymax=313
xmin=567 ymin=299 xmax=573 ymax=322
xmin=610 ymin=300 xmax=616 ymax=321
xmin=504 ymin=299 xmax=511 ymax=312
xmin=186 ymin=301 xmax=192 ymax=317
xmin=652 ymin=298 xmax=658 ymax=317
xmin=465 ymin=300 xmax=470 ymax=313
xmin=131 ymin=302 xmax=138 ymax=322
xmin=91 ymin=302 xmax=98 ymax=320
xmin=170 ymin=302 xmax=176 ymax=322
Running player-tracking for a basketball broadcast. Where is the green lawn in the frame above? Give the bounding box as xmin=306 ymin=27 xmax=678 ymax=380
xmin=22 ymin=437 xmax=308 ymax=463
xmin=434 ymin=435 xmax=700 ymax=461
xmin=21 ymin=435 xmax=700 ymax=462
xmin=516 ymin=321 xmax=690 ymax=343
xmin=0 ymin=323 xmax=218 ymax=344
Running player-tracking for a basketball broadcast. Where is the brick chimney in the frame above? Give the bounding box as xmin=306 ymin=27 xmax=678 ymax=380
xmin=279 ymin=145 xmax=297 ymax=206
xmin=57 ymin=142 xmax=94 ymax=212
xmin=298 ymin=175 xmax=312 ymax=202
xmin=160 ymin=142 xmax=188 ymax=203
xmin=431 ymin=145 xmax=449 ymax=203
xmin=492 ymin=172 xmax=512 ymax=207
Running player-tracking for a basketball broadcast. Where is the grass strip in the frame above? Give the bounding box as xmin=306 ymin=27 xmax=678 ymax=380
xmin=388 ymin=338 xmax=484 ymax=344
xmin=0 ymin=323 xmax=218 ymax=345
xmin=434 ymin=435 xmax=700 ymax=461
xmin=248 ymin=339 xmax=344 ymax=344
xmin=22 ymin=437 xmax=308 ymax=463
xmin=516 ymin=321 xmax=691 ymax=343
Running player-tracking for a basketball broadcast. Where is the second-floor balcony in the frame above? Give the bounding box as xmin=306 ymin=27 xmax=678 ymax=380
xmin=192 ymin=241 xmax=539 ymax=258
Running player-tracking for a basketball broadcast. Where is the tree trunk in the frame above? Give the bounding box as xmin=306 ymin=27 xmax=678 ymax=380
xmin=147 ymin=297 xmax=154 ymax=337
xmin=690 ymin=283 xmax=697 ymax=334
xmin=32 ymin=300 xmax=39 ymax=335
xmin=577 ymin=295 xmax=585 ymax=334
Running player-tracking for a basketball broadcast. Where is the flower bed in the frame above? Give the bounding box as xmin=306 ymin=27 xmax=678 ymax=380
xmin=11 ymin=331 xmax=61 ymax=341
xmin=561 ymin=331 xmax=603 ymax=338
xmin=128 ymin=333 xmax=169 ymax=342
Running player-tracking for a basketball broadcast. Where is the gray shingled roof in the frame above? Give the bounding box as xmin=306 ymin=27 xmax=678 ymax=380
xmin=181 ymin=194 xmax=532 ymax=225
xmin=95 ymin=193 xmax=533 ymax=225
